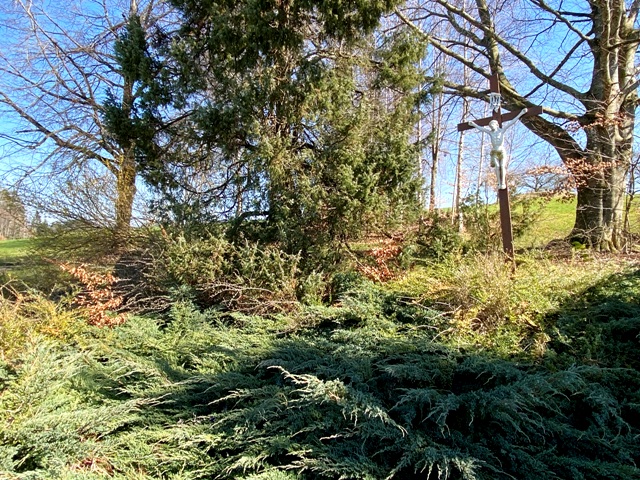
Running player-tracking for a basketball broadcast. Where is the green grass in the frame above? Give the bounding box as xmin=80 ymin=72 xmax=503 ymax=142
xmin=513 ymin=196 xmax=640 ymax=248
xmin=436 ymin=196 xmax=577 ymax=250
xmin=0 ymin=238 xmax=32 ymax=262
xmin=515 ymin=197 xmax=576 ymax=248
xmin=0 ymin=238 xmax=69 ymax=294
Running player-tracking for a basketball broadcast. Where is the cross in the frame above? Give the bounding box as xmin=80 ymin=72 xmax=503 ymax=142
xmin=457 ymin=73 xmax=543 ymax=258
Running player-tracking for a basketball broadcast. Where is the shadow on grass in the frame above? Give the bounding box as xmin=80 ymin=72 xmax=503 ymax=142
xmin=542 ymin=267 xmax=640 ymax=370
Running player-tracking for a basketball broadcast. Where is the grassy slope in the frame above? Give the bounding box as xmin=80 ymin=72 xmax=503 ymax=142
xmin=498 ymin=195 xmax=637 ymax=249
xmin=515 ymin=197 xmax=576 ymax=248
xmin=0 ymin=196 xmax=630 ymax=258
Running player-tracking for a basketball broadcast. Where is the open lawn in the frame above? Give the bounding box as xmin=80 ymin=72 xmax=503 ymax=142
xmin=513 ymin=195 xmax=640 ymax=248
xmin=0 ymin=238 xmax=65 ymax=291
xmin=514 ymin=197 xmax=576 ymax=248
xmin=0 ymin=238 xmax=31 ymax=262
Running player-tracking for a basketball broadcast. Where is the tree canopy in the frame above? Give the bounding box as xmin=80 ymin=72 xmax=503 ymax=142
xmin=122 ymin=0 xmax=428 ymax=254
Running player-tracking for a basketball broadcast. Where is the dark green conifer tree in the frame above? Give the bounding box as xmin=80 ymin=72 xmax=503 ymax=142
xmin=101 ymin=10 xmax=165 ymax=244
xmin=140 ymin=0 xmax=429 ymax=255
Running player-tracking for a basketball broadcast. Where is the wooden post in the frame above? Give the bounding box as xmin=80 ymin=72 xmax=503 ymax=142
xmin=498 ymin=188 xmax=514 ymax=257
xmin=457 ymin=73 xmax=543 ymax=260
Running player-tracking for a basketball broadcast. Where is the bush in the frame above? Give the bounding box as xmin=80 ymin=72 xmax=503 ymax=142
xmin=0 ymin=338 xmax=144 ymax=476
xmin=1 ymin=266 xmax=638 ymax=479
xmin=405 ymin=213 xmax=464 ymax=263
xmin=152 ymin=233 xmax=326 ymax=313
xmin=0 ymin=290 xmax=84 ymax=364
xmin=329 ymin=270 xmax=369 ymax=300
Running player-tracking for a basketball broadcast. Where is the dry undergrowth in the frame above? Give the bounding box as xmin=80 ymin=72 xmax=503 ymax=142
xmin=357 ymin=243 xmax=402 ymax=281
xmin=58 ymin=263 xmax=126 ymax=326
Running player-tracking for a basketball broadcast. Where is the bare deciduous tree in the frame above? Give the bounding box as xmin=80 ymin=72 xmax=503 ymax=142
xmin=397 ymin=0 xmax=640 ymax=249
xmin=0 ymin=190 xmax=28 ymax=239
xmin=0 ymin=0 xmax=171 ymax=244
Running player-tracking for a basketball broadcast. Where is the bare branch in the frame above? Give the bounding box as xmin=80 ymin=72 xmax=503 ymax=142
xmin=0 ymin=91 xmax=115 ymax=172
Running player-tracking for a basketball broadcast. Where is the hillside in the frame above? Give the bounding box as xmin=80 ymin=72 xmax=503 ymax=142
xmin=1 ymin=0 xmax=638 ymax=476
xmin=514 ymin=197 xmax=576 ymax=248
xmin=471 ymin=195 xmax=639 ymax=249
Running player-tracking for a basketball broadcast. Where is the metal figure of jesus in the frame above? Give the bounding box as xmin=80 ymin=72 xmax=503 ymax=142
xmin=468 ymin=109 xmax=527 ymax=190
xmin=457 ymin=73 xmax=543 ymax=258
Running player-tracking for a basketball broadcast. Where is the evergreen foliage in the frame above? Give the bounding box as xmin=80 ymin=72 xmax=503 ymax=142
xmin=135 ymin=0 xmax=426 ymax=253
xmin=1 ymin=261 xmax=638 ymax=479
xmin=3 ymin=1 xmax=640 ymax=476
xmin=153 ymin=232 xmax=313 ymax=312
xmin=102 ymin=12 xmax=163 ymax=183
xmin=402 ymin=195 xmax=547 ymax=264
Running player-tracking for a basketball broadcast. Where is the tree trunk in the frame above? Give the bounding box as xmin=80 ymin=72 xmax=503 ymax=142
xmin=572 ymin=171 xmax=625 ymax=250
xmin=475 ymin=104 xmax=487 ymax=206
xmin=571 ymin=142 xmax=629 ymax=251
xmin=115 ymin=17 xmax=138 ymax=248
xmin=429 ymin=143 xmax=438 ymax=212
xmin=115 ymin=150 xmax=137 ymax=245
xmin=428 ymin=91 xmax=443 ymax=212
xmin=454 ymin=96 xmax=469 ymax=229
xmin=569 ymin=22 xmax=638 ymax=251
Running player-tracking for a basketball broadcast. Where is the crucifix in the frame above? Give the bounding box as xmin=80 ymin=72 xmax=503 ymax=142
xmin=457 ymin=74 xmax=543 ymax=257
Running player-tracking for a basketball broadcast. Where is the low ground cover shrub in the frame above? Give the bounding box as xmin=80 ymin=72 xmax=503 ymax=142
xmin=0 ymin=290 xmax=84 ymax=364
xmin=152 ymin=233 xmax=317 ymax=313
xmin=1 ymin=267 xmax=638 ymax=479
